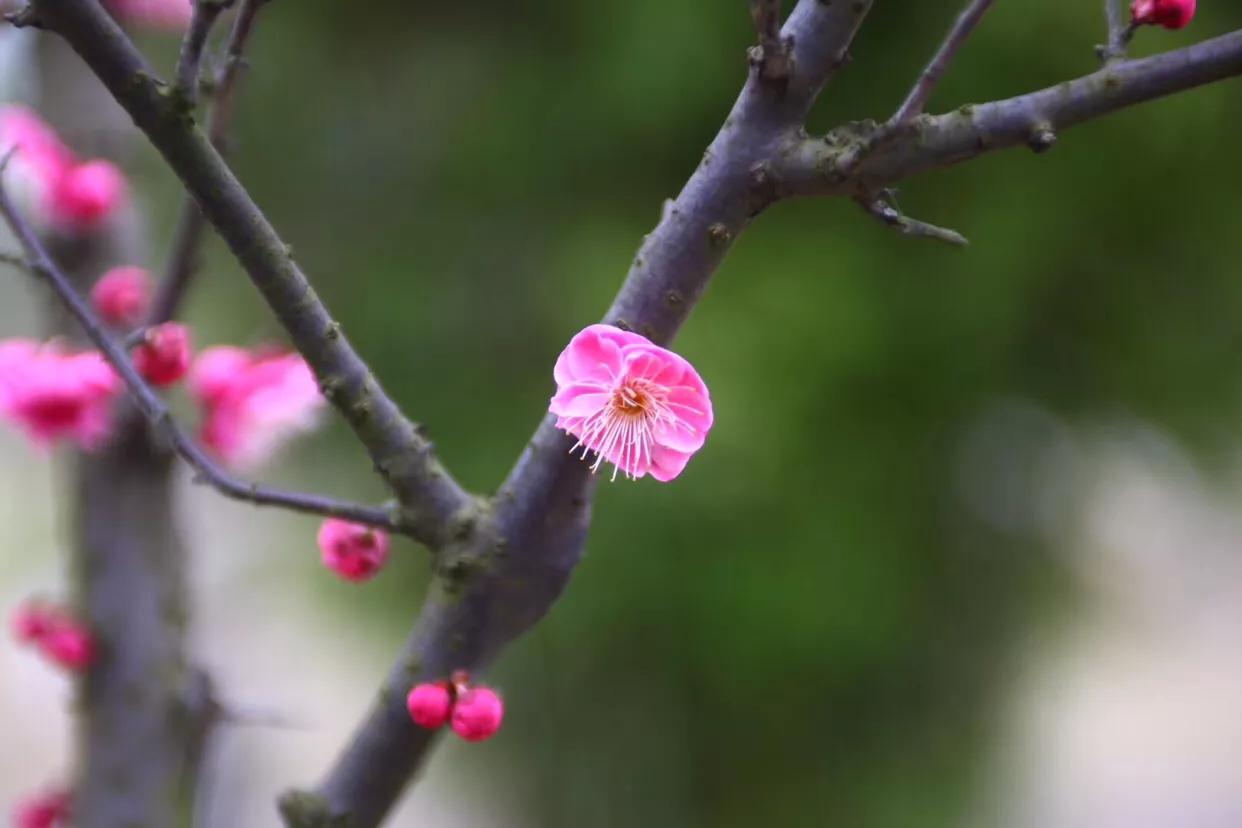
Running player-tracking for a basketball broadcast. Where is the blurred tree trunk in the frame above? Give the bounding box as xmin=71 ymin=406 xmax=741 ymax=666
xmin=34 ymin=32 xmax=207 ymax=828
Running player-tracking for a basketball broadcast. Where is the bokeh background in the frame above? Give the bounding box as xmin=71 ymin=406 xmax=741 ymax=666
xmin=4 ymin=2 xmax=1242 ymax=825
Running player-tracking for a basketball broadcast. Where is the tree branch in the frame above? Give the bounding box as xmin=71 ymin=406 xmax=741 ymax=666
xmin=855 ymin=191 xmax=968 ymax=246
xmin=174 ymin=0 xmax=230 ymax=107
xmin=1099 ymin=0 xmax=1136 ymax=62
xmin=777 ymin=29 xmax=1242 ymax=198
xmin=291 ymin=2 xmax=876 ymax=825
xmin=26 ymin=0 xmax=475 ymax=547
xmin=0 ymin=183 xmax=406 ymax=533
xmin=891 ymin=0 xmax=997 ymax=124
xmin=151 ymin=0 xmax=265 ymax=325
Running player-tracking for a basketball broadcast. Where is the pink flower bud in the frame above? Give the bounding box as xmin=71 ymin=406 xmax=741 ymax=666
xmin=12 ymin=789 xmax=70 ymax=828
xmin=10 ymin=602 xmax=52 ymax=643
xmin=40 ymin=625 xmax=95 ymax=672
xmin=133 ymin=323 xmax=191 ymax=387
xmin=1131 ymin=0 xmax=1195 ymax=29
xmin=317 ymin=519 xmax=391 ymax=582
xmin=450 ymin=687 xmax=504 ymax=742
xmin=49 ymin=160 xmax=127 ymax=231
xmin=91 ymin=267 xmax=152 ymax=328
xmin=406 ymin=682 xmax=453 ymax=729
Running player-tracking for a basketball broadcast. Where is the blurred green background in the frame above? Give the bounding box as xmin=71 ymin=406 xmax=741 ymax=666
xmin=25 ymin=1 xmax=1242 ymax=825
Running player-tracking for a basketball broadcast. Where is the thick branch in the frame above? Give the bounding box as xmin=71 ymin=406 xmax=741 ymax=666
xmin=296 ymin=2 xmax=875 ymax=825
xmin=29 ymin=0 xmax=474 ymax=546
xmin=0 ymin=186 xmax=405 ymax=533
xmin=152 ymin=0 xmax=265 ymax=324
xmin=891 ymin=0 xmax=997 ymax=124
xmin=777 ymin=29 xmax=1242 ymax=197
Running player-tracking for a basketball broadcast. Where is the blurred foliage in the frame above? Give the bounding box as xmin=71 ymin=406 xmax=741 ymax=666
xmin=118 ymin=1 xmax=1242 ymax=825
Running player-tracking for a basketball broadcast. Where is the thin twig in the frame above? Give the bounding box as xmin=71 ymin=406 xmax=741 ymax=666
xmin=0 ymin=184 xmax=405 ymax=533
xmin=174 ymin=0 xmax=232 ymax=107
xmin=748 ymin=0 xmax=792 ymax=84
xmin=1098 ymin=0 xmax=1136 ymax=62
xmin=891 ymin=0 xmax=997 ymax=125
xmin=856 ymin=192 xmax=968 ymax=246
xmin=151 ymin=0 xmax=264 ymax=325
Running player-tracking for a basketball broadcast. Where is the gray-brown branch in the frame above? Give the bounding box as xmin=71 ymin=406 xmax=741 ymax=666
xmin=0 ymin=184 xmax=406 ymax=533
xmin=22 ymin=0 xmax=474 ymax=548
xmin=15 ymin=0 xmax=1242 ymax=825
xmin=891 ymin=0 xmax=997 ymax=124
xmin=775 ymin=28 xmax=1242 ymax=198
xmin=152 ymin=0 xmax=263 ymax=324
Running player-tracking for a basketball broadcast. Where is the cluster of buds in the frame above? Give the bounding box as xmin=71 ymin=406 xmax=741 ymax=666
xmin=0 ymin=106 xmax=127 ymax=235
xmin=407 ymin=671 xmax=504 ymax=742
xmin=317 ymin=518 xmax=391 ymax=582
xmin=1131 ymin=0 xmax=1196 ymax=29
xmin=11 ymin=602 xmax=95 ymax=672
xmin=0 ymin=339 xmax=120 ymax=450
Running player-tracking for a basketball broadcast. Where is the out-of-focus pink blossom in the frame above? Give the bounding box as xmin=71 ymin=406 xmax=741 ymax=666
xmin=0 ymin=339 xmax=120 ymax=450
xmin=10 ymin=601 xmax=95 ymax=673
xmin=0 ymin=106 xmax=128 ymax=233
xmin=406 ymin=682 xmax=453 ymax=729
xmin=133 ymin=323 xmax=191 ymax=387
xmin=41 ymin=625 xmax=95 ymax=671
xmin=91 ymin=266 xmax=152 ymax=328
xmin=0 ymin=106 xmax=74 ymax=223
xmin=450 ymin=687 xmax=504 ymax=742
xmin=48 ymin=160 xmax=127 ymax=232
xmin=105 ymin=0 xmax=193 ymax=30
xmin=1131 ymin=0 xmax=1195 ymax=28
xmin=11 ymin=788 xmax=71 ymax=828
xmin=189 ymin=347 xmax=325 ymax=469
xmin=317 ymin=518 xmax=391 ymax=582
xmin=10 ymin=602 xmax=52 ymax=643
xmin=549 ymin=324 xmax=713 ymax=481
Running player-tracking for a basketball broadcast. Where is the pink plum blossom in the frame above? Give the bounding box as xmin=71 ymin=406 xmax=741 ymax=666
xmin=450 ymin=687 xmax=504 ymax=742
xmin=317 ymin=518 xmax=391 ymax=582
xmin=133 ymin=323 xmax=191 ymax=387
xmin=11 ymin=789 xmax=71 ymax=828
xmin=0 ymin=105 xmax=127 ymax=233
xmin=105 ymin=0 xmax=193 ymax=30
xmin=91 ymin=266 xmax=152 ymax=328
xmin=406 ymin=682 xmax=453 ymax=729
xmin=549 ymin=324 xmax=713 ymax=481
xmin=189 ymin=346 xmax=326 ymax=469
xmin=0 ymin=339 xmax=120 ymax=450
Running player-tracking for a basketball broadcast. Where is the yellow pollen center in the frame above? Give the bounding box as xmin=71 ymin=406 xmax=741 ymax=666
xmin=611 ymin=386 xmax=649 ymax=416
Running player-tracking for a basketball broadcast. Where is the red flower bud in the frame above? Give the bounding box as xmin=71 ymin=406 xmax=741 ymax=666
xmin=1131 ymin=0 xmax=1195 ymax=29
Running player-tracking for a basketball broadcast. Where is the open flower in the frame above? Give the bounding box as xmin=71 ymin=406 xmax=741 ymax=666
xmin=549 ymin=324 xmax=713 ymax=481
xmin=0 ymin=339 xmax=120 ymax=450
xmin=189 ymin=346 xmax=325 ymax=470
